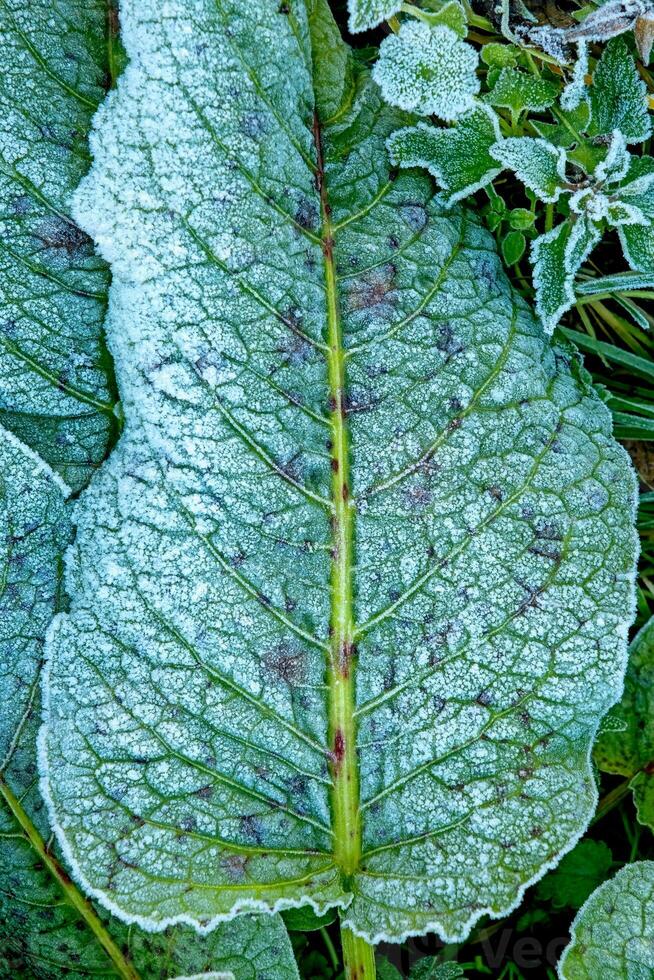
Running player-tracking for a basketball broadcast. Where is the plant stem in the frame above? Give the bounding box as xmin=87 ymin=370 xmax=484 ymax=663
xmin=340 ymin=924 xmax=377 ymax=979
xmin=321 ymin=926 xmax=340 ymax=972
xmin=591 ymin=777 xmax=632 ymax=825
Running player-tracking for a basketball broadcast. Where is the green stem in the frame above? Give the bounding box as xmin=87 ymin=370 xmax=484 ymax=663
xmin=340 ymin=924 xmax=377 ymax=979
xmin=321 ymin=926 xmax=340 ymax=972
xmin=312 ymin=114 xmax=362 ymax=880
xmin=0 ymin=776 xmax=140 ymax=980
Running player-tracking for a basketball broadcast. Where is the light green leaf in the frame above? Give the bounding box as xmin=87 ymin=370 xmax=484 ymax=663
xmin=480 ymin=42 xmax=519 ymax=68
xmin=418 ymin=1 xmax=468 ymax=38
xmin=531 ymin=217 xmax=602 ymax=332
xmin=509 ymin=208 xmax=536 ymax=230
xmin=531 ymin=102 xmax=590 ymax=149
xmin=589 ymin=37 xmax=652 ymax=145
xmin=490 ymin=137 xmax=567 ymax=203
xmin=594 ymin=617 xmax=654 ymax=831
xmin=536 ymin=840 xmax=613 ymax=910
xmin=501 ymin=229 xmax=526 ymax=265
xmin=483 ymin=68 xmax=559 ymax=122
xmin=347 ymin=0 xmax=402 ymax=32
xmin=373 ymin=20 xmax=479 ymax=119
xmin=0 ymin=0 xmax=117 ymax=491
xmin=41 ymin=0 xmax=636 ymax=948
xmin=387 ymin=105 xmax=502 ymax=204
xmin=558 ymin=862 xmax=654 ymax=979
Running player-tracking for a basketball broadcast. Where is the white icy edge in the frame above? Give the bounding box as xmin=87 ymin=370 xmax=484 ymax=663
xmin=556 ymin=860 xmax=654 ymax=978
xmin=0 ymin=423 xmax=71 ymax=501
xmin=489 ymin=137 xmax=567 ymax=204
xmin=169 ymin=973 xmax=233 ymax=979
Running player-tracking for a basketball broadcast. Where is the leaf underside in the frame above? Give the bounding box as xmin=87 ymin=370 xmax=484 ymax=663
xmin=41 ymin=0 xmax=637 ymax=946
xmin=0 ymin=2 xmax=298 ymax=975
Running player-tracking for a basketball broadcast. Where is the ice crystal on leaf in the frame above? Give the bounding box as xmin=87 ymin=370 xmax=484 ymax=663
xmin=372 ymin=20 xmax=479 ymax=120
xmin=387 ymin=105 xmax=502 ymax=205
xmin=595 ymin=617 xmax=654 ymax=832
xmin=490 ymin=138 xmax=567 ymax=203
xmin=38 ymin=0 xmax=637 ymax=950
xmin=347 ymin=0 xmax=401 ymax=32
xmin=558 ymin=862 xmax=654 ymax=978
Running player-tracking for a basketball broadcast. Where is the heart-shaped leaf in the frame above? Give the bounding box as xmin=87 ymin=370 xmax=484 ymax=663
xmin=41 ymin=0 xmax=636 ymax=950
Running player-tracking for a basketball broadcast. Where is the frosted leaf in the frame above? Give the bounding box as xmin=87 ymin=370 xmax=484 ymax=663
xmin=595 ymin=617 xmax=654 ymax=831
xmin=0 ymin=444 xmax=297 ymax=977
xmin=617 ymin=156 xmax=654 ymax=271
xmin=557 ymin=862 xmax=654 ymax=979
xmin=419 ymin=1 xmax=468 ymax=38
xmin=347 ymin=0 xmax=402 ymax=32
xmin=589 ymin=37 xmax=652 ymax=145
xmin=531 ymin=217 xmax=602 ymax=332
xmin=387 ymin=105 xmax=502 ymax=205
xmin=490 ymin=137 xmax=567 ymax=203
xmin=0 ymin=0 xmax=116 ymax=491
xmin=560 ymin=43 xmax=589 ymax=112
xmin=594 ymin=129 xmax=630 ymax=184
xmin=41 ymin=0 xmax=637 ymax=947
xmin=607 ymin=200 xmax=649 ymax=226
xmin=483 ymin=68 xmax=558 ymax=122
xmin=373 ymin=21 xmax=479 ymax=120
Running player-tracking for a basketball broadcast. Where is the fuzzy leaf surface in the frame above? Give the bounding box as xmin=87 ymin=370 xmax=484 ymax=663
xmin=42 ymin=0 xmax=637 ymax=947
xmin=558 ymin=862 xmax=654 ymax=979
xmin=0 ymin=0 xmax=117 ymax=491
xmin=588 ymin=37 xmax=652 ymax=145
xmin=594 ymin=616 xmax=654 ymax=831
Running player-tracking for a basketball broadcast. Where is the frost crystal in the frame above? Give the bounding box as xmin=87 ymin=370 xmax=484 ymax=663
xmin=373 ymin=20 xmax=480 ymax=120
xmin=558 ymin=862 xmax=654 ymax=978
xmin=348 ymin=0 xmax=402 ymax=32
xmin=490 ymin=137 xmax=567 ymax=203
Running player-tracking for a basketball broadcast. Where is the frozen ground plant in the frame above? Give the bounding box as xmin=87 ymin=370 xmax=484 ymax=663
xmin=0 ymin=0 xmax=646 ymax=978
xmin=382 ymin=3 xmax=654 ymax=334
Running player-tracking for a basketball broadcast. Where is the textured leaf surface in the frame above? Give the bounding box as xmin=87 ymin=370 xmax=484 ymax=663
xmin=594 ymin=617 xmax=654 ymax=831
xmin=0 ymin=431 xmax=298 ymax=980
xmin=387 ymin=106 xmax=501 ymax=205
xmin=588 ymin=38 xmax=652 ymax=145
xmin=489 ymin=138 xmax=566 ymax=204
xmin=483 ymin=69 xmax=558 ymax=121
xmin=558 ymin=862 xmax=654 ymax=979
xmin=0 ymin=0 xmax=117 ymax=491
xmin=42 ymin=0 xmax=637 ymax=946
xmin=347 ymin=0 xmax=401 ymax=32
xmin=372 ymin=21 xmax=479 ymax=120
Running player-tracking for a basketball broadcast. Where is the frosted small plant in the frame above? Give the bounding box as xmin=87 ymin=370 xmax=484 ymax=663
xmin=372 ymin=19 xmax=479 ymax=119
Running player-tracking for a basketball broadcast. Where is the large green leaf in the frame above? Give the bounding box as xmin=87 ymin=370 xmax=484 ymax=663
xmin=41 ymin=0 xmax=637 ymax=947
xmin=0 ymin=0 xmax=117 ymax=491
xmin=594 ymin=616 xmax=654 ymax=831
xmin=0 ymin=432 xmax=298 ymax=980
xmin=558 ymin=862 xmax=654 ymax=979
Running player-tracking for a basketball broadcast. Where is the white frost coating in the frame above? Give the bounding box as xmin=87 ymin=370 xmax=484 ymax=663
xmin=347 ymin=0 xmax=401 ymax=32
xmin=558 ymin=861 xmax=654 ymax=979
xmin=531 ymin=219 xmax=601 ymax=333
xmin=490 ymin=137 xmax=566 ymax=203
xmin=373 ymin=21 xmax=479 ymax=119
xmin=387 ymin=105 xmax=502 ymax=205
xmin=170 ymin=974 xmax=233 ymax=979
xmin=42 ymin=0 xmax=638 ymax=949
xmin=560 ymin=43 xmax=589 ymax=112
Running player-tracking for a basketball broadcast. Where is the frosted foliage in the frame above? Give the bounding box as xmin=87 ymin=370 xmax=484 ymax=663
xmin=348 ymin=0 xmax=402 ymax=31
xmin=387 ymin=106 xmax=502 ymax=205
xmin=0 ymin=0 xmax=114 ymax=491
xmin=372 ymin=21 xmax=479 ymax=120
xmin=490 ymin=138 xmax=566 ymax=203
xmin=0 ymin=445 xmax=297 ymax=980
xmin=42 ymin=0 xmax=637 ymax=946
xmin=558 ymin=862 xmax=654 ymax=979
